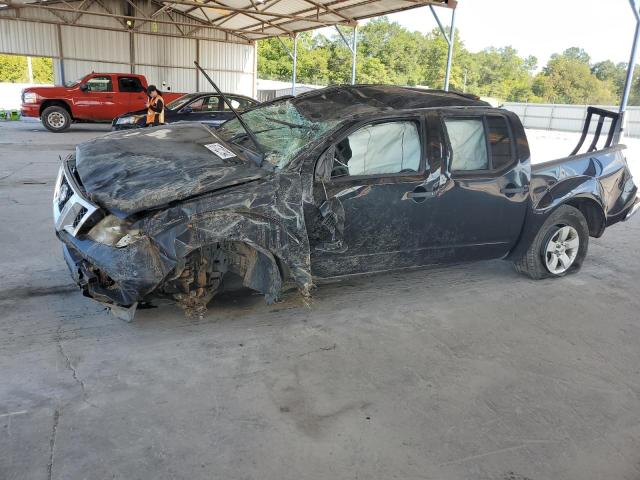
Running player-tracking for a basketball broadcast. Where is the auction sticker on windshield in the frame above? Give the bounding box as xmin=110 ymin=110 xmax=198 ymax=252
xmin=204 ymin=143 xmax=236 ymax=159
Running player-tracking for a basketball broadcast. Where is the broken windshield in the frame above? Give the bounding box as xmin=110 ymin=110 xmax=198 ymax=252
xmin=217 ymin=98 xmax=337 ymax=169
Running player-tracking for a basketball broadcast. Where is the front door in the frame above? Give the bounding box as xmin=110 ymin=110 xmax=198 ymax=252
xmin=75 ymin=75 xmax=118 ymax=121
xmin=308 ymin=118 xmax=444 ymax=278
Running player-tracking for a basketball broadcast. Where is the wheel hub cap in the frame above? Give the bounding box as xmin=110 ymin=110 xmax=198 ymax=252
xmin=544 ymin=225 xmax=579 ymax=274
xmin=48 ymin=112 xmax=65 ymax=128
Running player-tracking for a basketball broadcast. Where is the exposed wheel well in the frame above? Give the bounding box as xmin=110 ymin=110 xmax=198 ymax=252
xmin=564 ymin=198 xmax=606 ymax=237
xmin=40 ymin=100 xmax=72 ymax=118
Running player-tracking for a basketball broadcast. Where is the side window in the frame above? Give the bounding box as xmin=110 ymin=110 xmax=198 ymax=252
xmin=223 ymin=98 xmax=242 ymax=110
xmin=444 ymin=118 xmax=488 ymax=172
xmin=85 ymin=76 xmax=113 ymax=92
xmin=331 ymin=121 xmax=421 ymax=178
xmin=226 ymin=97 xmax=254 ymax=110
xmin=487 ymin=116 xmax=514 ymax=170
xmin=189 ymin=96 xmax=220 ymax=112
xmin=118 ymin=76 xmax=144 ymax=93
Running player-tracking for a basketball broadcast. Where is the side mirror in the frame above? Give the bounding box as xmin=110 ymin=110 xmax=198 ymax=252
xmin=80 ymin=84 xmax=89 ymax=92
xmin=181 ymin=107 xmax=193 ymax=114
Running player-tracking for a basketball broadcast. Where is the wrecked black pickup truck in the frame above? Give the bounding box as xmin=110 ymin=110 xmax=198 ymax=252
xmin=53 ymin=85 xmax=640 ymax=320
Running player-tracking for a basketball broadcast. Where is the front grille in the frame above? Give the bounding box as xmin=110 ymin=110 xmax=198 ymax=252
xmin=57 ymin=175 xmax=73 ymax=211
xmin=53 ymin=160 xmax=100 ymax=237
xmin=72 ymin=207 xmax=88 ymax=229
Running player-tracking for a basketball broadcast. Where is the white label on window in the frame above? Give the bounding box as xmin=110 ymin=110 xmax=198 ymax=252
xmin=204 ymin=143 xmax=236 ymax=159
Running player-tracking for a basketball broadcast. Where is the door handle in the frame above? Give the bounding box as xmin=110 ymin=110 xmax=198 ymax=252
xmin=105 ymin=95 xmax=114 ymax=99
xmin=500 ymin=186 xmax=529 ymax=195
xmin=406 ymin=186 xmax=435 ymax=203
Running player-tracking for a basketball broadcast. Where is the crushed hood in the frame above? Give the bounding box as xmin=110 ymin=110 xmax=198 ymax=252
xmin=75 ymin=123 xmax=268 ymax=215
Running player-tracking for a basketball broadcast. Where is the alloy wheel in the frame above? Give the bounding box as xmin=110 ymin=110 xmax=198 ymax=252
xmin=544 ymin=225 xmax=580 ymax=274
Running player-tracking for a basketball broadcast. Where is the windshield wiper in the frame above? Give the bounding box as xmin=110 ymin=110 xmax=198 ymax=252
xmin=194 ymin=61 xmax=265 ymax=162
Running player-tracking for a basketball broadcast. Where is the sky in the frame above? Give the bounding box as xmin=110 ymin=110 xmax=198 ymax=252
xmin=380 ymin=0 xmax=638 ymax=68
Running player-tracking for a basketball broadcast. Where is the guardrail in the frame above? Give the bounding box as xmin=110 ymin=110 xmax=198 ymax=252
xmin=502 ymin=102 xmax=640 ymax=138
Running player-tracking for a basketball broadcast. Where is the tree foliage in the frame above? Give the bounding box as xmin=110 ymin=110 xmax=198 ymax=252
xmin=257 ymin=17 xmax=640 ymax=105
xmin=0 ymin=54 xmax=54 ymax=84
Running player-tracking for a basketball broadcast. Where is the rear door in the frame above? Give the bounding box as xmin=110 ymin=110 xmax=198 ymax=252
xmin=429 ymin=110 xmax=529 ymax=261
xmin=117 ymin=76 xmax=147 ymax=112
xmin=309 ymin=116 xmax=444 ymax=278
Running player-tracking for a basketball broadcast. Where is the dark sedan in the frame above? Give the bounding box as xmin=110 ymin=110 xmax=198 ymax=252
xmin=112 ymin=92 xmax=258 ymax=130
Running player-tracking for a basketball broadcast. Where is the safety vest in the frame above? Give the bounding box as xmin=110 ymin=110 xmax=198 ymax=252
xmin=146 ymin=95 xmax=165 ymax=125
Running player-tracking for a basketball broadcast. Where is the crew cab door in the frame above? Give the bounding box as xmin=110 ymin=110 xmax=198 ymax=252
xmin=308 ymin=116 xmax=443 ymax=278
xmin=74 ymin=74 xmax=119 ymax=121
xmin=117 ymin=75 xmax=147 ymax=112
xmin=430 ymin=110 xmax=529 ymax=261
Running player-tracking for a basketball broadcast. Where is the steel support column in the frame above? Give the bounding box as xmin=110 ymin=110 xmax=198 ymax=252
xmin=429 ymin=4 xmax=456 ymax=91
xmin=292 ymin=33 xmax=298 ymax=95
xmin=277 ymin=35 xmax=298 ymax=95
xmin=351 ymin=24 xmax=358 ymax=84
xmin=618 ymin=0 xmax=640 ymax=140
xmin=336 ymin=24 xmax=358 ymax=84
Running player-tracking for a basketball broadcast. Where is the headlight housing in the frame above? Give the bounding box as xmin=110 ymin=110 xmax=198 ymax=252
xmin=116 ymin=115 xmax=144 ymax=125
xmin=86 ymin=215 xmax=142 ymax=248
xmin=23 ymin=92 xmax=38 ymax=104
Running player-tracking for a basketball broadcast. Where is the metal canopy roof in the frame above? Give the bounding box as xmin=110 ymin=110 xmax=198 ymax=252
xmin=162 ymin=0 xmax=454 ymax=39
xmin=1 ymin=0 xmax=455 ymax=41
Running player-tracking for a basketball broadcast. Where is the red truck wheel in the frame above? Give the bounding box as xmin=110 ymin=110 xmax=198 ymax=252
xmin=42 ymin=106 xmax=71 ymax=132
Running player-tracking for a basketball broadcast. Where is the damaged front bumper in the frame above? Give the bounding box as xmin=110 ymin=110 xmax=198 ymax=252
xmin=60 ymin=231 xmax=171 ymax=312
xmin=54 ymin=157 xmax=173 ymax=316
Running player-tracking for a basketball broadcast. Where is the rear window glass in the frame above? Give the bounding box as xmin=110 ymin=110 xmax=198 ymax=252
xmin=444 ymin=118 xmax=488 ymax=171
xmin=487 ymin=116 xmax=514 ymax=170
xmin=118 ymin=77 xmax=143 ymax=93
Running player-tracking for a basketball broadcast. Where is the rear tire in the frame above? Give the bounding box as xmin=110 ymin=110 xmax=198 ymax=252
xmin=42 ymin=106 xmax=71 ymax=132
xmin=514 ymin=205 xmax=589 ymax=279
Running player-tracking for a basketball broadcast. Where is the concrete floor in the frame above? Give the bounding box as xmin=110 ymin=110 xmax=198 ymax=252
xmin=1 ymin=120 xmax=640 ymax=480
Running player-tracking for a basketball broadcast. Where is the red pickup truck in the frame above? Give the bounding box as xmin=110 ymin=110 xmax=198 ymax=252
xmin=21 ymin=72 xmax=185 ymax=132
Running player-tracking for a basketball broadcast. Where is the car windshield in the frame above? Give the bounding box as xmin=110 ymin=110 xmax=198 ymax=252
xmin=64 ymin=77 xmax=83 ymax=87
xmin=217 ymin=98 xmax=337 ymax=169
xmin=166 ymin=94 xmax=200 ymax=111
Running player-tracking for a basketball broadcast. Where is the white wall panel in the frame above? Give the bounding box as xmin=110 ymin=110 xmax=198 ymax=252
xmin=62 ymin=60 xmax=131 ymax=82
xmin=200 ymin=40 xmax=254 ymax=74
xmin=135 ymin=65 xmax=197 ymax=93
xmin=197 ymin=71 xmax=254 ymax=96
xmin=0 ymin=19 xmax=58 ymax=57
xmin=134 ymin=34 xmax=195 ymax=68
xmin=62 ymin=26 xmax=129 ymax=64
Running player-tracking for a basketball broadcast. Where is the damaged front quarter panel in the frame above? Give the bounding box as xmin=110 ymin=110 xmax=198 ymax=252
xmin=142 ymin=172 xmax=313 ymax=315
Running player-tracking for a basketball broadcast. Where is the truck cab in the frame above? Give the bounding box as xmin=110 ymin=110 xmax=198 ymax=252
xmin=21 ymin=73 xmax=184 ymax=132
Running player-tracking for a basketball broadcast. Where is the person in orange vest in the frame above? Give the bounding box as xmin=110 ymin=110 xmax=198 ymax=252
xmin=145 ymin=85 xmax=165 ymax=127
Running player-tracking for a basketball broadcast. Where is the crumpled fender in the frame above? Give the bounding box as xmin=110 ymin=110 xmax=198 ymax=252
xmin=140 ymin=172 xmax=312 ymax=301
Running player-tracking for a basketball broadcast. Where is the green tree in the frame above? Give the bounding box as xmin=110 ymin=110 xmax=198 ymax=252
xmin=533 ymin=48 xmax=617 ymax=104
xmin=0 ymin=54 xmax=54 ymax=83
xmin=0 ymin=54 xmax=28 ymax=82
xmin=32 ymin=57 xmax=54 ymax=84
